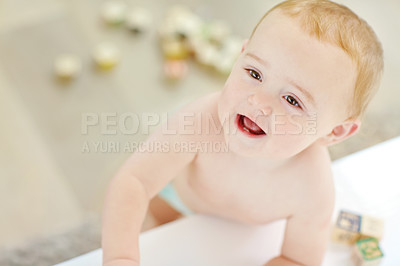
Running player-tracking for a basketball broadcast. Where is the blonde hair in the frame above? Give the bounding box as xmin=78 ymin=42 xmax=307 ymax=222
xmin=250 ymin=0 xmax=384 ymax=118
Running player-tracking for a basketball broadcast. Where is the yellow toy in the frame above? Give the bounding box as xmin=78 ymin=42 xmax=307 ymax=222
xmin=93 ymin=43 xmax=120 ymax=71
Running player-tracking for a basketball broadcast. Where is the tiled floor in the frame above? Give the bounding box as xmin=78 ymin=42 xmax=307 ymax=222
xmin=0 ymin=0 xmax=399 ymax=257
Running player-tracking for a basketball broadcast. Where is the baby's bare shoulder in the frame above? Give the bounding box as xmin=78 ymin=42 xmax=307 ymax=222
xmin=160 ymin=91 xmax=221 ymax=138
xmin=180 ymin=91 xmax=221 ymax=113
xmin=176 ymin=91 xmax=223 ymax=137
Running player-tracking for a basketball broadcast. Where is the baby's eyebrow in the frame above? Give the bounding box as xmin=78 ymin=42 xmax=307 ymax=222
xmin=244 ymin=52 xmax=269 ymax=67
xmin=287 ymin=78 xmax=316 ymax=107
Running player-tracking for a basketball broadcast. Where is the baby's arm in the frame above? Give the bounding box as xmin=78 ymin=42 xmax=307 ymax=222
xmin=102 ymin=106 xmax=202 ymax=265
xmin=265 ymin=170 xmax=335 ymax=266
xmin=265 ymin=211 xmax=332 ymax=266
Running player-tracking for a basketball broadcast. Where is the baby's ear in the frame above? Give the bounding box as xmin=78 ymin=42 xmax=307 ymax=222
xmin=320 ymin=119 xmax=361 ymax=146
xmin=241 ymin=39 xmax=249 ymax=53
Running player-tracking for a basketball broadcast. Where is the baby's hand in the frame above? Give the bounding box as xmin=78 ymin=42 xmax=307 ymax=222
xmin=103 ymin=259 xmax=140 ymax=266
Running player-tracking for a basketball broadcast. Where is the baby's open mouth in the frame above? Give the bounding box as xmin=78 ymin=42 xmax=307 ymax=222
xmin=236 ymin=114 xmax=266 ymax=137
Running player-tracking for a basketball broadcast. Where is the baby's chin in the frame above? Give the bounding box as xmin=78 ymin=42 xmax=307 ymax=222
xmin=225 ymin=132 xmax=307 ymax=160
xmin=223 ymin=131 xmax=270 ymax=158
xmin=228 ymin=143 xmax=268 ymax=158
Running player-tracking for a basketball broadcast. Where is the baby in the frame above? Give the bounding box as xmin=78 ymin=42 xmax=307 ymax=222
xmin=102 ymin=0 xmax=383 ymax=265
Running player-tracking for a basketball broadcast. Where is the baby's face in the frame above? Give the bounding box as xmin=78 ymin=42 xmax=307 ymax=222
xmin=218 ymin=11 xmax=357 ymax=159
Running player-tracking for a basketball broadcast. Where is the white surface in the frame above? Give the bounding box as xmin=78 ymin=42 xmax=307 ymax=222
xmin=56 ymin=136 xmax=400 ymax=266
xmin=327 ymin=136 xmax=400 ymax=266
xmin=56 ymin=216 xmax=286 ymax=266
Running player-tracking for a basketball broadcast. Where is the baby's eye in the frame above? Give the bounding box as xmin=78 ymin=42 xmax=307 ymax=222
xmin=283 ymin=95 xmax=301 ymax=108
xmin=246 ymin=69 xmax=262 ymax=81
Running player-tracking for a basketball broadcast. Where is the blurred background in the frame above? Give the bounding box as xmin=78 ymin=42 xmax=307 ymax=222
xmin=0 ymin=0 xmax=398 ymax=265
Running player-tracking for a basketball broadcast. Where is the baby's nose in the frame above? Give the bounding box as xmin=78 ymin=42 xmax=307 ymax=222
xmin=247 ymin=93 xmax=273 ymax=116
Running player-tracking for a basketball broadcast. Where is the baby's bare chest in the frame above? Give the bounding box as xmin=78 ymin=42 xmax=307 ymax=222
xmin=175 ymin=152 xmax=302 ymax=224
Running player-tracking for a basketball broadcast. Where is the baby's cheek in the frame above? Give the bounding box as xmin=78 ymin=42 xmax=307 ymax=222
xmin=271 ymin=127 xmax=314 ymax=155
xmin=270 ymin=115 xmax=301 ymax=135
xmin=312 ymin=113 xmax=333 ymax=137
xmin=222 ymin=87 xmax=244 ymax=109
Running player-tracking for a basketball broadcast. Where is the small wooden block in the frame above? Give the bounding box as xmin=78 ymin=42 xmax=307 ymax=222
xmin=54 ymin=54 xmax=82 ymax=82
xmin=214 ymin=54 xmax=234 ymax=76
xmin=163 ymin=59 xmax=188 ymax=80
xmin=93 ymin=43 xmax=120 ymax=71
xmin=126 ymin=7 xmax=152 ymax=34
xmin=101 ymin=1 xmax=127 ymax=26
xmin=332 ymin=210 xmax=361 ymax=244
xmin=352 ymin=238 xmax=383 ymax=266
xmin=207 ymin=20 xmax=231 ymax=45
xmin=161 ymin=39 xmax=190 ymax=60
xmin=360 ymin=215 xmax=384 ymax=241
xmin=194 ymin=43 xmax=218 ymax=67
